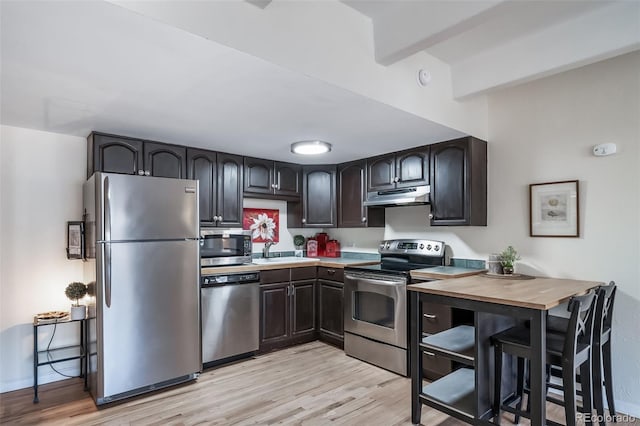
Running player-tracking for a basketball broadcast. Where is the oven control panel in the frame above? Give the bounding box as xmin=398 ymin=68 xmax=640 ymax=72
xmin=379 ymin=239 xmax=445 ymax=257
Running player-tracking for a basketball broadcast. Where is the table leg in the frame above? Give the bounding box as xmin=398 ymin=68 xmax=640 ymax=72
xmin=410 ymin=291 xmax=422 ymax=424
xmin=33 ymin=324 xmax=38 ymax=403
xmin=529 ymin=310 xmax=546 ymax=426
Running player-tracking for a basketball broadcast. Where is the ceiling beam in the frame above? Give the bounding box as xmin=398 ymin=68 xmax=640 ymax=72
xmin=345 ymin=0 xmax=506 ymax=66
xmin=451 ymin=1 xmax=640 ymax=99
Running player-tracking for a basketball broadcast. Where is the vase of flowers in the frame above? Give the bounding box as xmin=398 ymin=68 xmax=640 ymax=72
xmin=65 ymin=282 xmax=87 ymax=320
xmin=499 ymin=246 xmax=521 ymax=275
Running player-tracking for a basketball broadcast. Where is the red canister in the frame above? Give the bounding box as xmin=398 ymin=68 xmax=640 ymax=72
xmin=315 ymin=233 xmax=329 ymax=256
xmin=326 ymin=240 xmax=340 ymax=257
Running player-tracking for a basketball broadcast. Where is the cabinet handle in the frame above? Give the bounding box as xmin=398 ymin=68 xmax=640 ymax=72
xmin=144 ymin=170 xmax=150 ymax=176
xmin=291 ymin=284 xmax=295 ymax=296
xmin=137 ymin=170 xmax=145 ymax=176
xmin=424 ymin=351 xmax=436 ymax=357
xmin=428 ymin=213 xmax=434 ymax=219
xmin=301 ymin=218 xmax=306 ymax=224
xmin=327 ymin=269 xmax=336 ymax=275
xmin=271 ymin=184 xmax=277 ymax=189
xmin=213 ymin=216 xmax=219 ymax=222
xmin=361 ymin=217 xmax=367 ymax=223
xmin=423 ymin=313 xmax=437 ymax=319
xmin=218 ymin=215 xmax=223 ymax=222
xmin=394 ymin=176 xmax=399 ymax=183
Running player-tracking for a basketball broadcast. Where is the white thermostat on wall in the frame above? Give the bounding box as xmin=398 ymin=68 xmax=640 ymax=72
xmin=592 ymin=143 xmax=617 ymax=156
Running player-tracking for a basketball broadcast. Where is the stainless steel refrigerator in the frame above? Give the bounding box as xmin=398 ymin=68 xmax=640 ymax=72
xmin=83 ymin=172 xmax=201 ymax=405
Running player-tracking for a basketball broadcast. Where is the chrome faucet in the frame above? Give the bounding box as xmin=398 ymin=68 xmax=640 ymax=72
xmin=263 ymin=241 xmax=276 ymax=258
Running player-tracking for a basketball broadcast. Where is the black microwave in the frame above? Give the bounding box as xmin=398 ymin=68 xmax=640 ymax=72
xmin=200 ymin=229 xmax=252 ymax=267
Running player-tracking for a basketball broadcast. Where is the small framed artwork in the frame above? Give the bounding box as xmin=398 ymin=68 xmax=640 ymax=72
xmin=529 ymin=180 xmax=579 ymax=237
xmin=67 ymin=221 xmax=84 ymax=259
xmin=243 ymin=208 xmax=280 ymax=242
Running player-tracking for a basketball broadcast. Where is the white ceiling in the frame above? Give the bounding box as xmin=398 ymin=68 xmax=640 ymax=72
xmin=1 ymin=0 xmax=638 ymax=163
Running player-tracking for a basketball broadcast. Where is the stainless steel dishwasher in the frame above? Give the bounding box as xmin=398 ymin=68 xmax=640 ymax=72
xmin=201 ymin=271 xmax=260 ymax=367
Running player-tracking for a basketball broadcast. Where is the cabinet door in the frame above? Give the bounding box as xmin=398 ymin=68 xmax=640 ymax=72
xmin=430 ymin=137 xmax=487 ymax=226
xmin=367 ymin=154 xmax=396 ymax=191
xmin=291 ymin=280 xmax=316 ymax=337
xmin=338 ymin=161 xmax=385 ymax=228
xmin=318 ymin=280 xmax=344 ymax=341
xmin=338 ymin=161 xmax=367 ymax=227
xmin=144 ymin=142 xmax=187 ymax=179
xmin=90 ymin=134 xmax=143 ymax=176
xmin=244 ymin=157 xmax=273 ymax=195
xmin=302 ymin=165 xmax=336 ymax=227
xmin=274 ymin=162 xmax=301 ymax=197
xmin=260 ymin=282 xmax=291 ymax=348
xmin=216 ymin=152 xmax=243 ymax=227
xmin=187 ymin=148 xmax=217 ymax=224
xmin=396 ymin=147 xmax=429 ymax=188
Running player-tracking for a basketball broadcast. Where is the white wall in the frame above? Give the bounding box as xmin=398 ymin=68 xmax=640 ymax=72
xmin=335 ymin=52 xmax=640 ymax=415
xmin=0 ymin=126 xmax=87 ymax=392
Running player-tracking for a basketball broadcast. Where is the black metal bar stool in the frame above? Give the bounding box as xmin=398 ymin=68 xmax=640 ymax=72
xmin=491 ymin=292 xmax=597 ymax=426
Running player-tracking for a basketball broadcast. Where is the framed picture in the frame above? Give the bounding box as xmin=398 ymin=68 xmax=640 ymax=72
xmin=529 ymin=180 xmax=579 ymax=237
xmin=243 ymin=208 xmax=279 ymax=242
xmin=67 ymin=221 xmax=84 ymax=259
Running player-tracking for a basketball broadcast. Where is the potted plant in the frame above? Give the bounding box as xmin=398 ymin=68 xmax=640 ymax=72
xmin=499 ymin=246 xmax=521 ymax=275
xmin=65 ymin=282 xmax=87 ymax=320
xmin=293 ymin=234 xmax=306 ymax=257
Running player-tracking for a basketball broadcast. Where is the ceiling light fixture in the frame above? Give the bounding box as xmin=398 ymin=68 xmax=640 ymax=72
xmin=291 ymin=140 xmax=332 ymax=155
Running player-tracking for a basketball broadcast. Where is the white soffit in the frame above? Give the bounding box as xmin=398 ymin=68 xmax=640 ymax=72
xmin=0 ymin=0 xmax=465 ymax=164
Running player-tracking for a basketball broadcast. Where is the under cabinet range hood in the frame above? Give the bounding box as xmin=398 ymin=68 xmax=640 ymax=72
xmin=363 ymin=185 xmax=430 ymax=207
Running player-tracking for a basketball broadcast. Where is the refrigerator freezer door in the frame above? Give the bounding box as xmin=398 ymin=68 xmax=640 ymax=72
xmin=96 ymin=239 xmax=200 ymax=401
xmin=94 ymin=172 xmax=199 ymax=242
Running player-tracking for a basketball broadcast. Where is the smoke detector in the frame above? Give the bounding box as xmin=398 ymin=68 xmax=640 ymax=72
xmin=417 ymin=69 xmax=432 ymax=87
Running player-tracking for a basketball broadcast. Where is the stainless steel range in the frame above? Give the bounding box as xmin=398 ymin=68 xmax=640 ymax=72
xmin=344 ymin=239 xmax=446 ymax=376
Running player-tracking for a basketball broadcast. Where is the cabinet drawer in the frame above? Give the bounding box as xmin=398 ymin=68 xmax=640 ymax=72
xmin=422 ymin=350 xmax=451 ymax=381
xmin=317 ymin=267 xmax=343 ymax=282
xmin=260 ymin=269 xmax=290 ymax=284
xmin=422 ymin=302 xmax=452 ymax=334
xmin=291 ymin=267 xmax=317 ymax=281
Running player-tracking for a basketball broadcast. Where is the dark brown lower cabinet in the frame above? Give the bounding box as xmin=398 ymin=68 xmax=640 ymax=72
xmin=259 ymin=268 xmax=316 ymax=353
xmin=317 ymin=266 xmax=344 ymax=348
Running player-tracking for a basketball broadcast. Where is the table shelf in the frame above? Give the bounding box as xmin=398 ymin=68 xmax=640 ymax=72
xmin=420 ymin=325 xmax=475 ymax=367
xmin=420 ymin=367 xmax=476 ymax=420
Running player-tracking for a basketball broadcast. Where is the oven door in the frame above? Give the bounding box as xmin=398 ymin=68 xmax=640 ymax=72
xmin=344 ymin=271 xmax=407 ymax=349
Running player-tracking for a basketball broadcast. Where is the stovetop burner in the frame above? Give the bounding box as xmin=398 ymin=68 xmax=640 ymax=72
xmin=346 ymin=239 xmax=446 ymax=277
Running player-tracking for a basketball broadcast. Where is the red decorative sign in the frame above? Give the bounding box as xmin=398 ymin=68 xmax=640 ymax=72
xmin=243 ymin=208 xmax=279 ymax=243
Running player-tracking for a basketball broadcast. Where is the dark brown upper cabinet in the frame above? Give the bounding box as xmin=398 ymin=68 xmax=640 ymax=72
xmin=87 ymin=133 xmax=143 ymax=178
xmin=337 ymin=160 xmax=384 ymax=228
xmin=429 ymin=137 xmax=487 ymax=226
xmin=187 ymin=148 xmax=243 ymax=227
xmin=88 ymin=132 xmax=185 ymax=179
xmin=367 ymin=147 xmax=429 ymax=192
xmin=244 ymin=157 xmax=301 ymax=199
xmin=288 ymin=165 xmax=337 ymax=228
xmin=144 ymin=142 xmax=186 ymax=179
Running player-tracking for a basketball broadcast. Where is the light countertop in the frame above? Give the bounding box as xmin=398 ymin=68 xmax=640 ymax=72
xmin=411 ymin=266 xmax=485 ymax=280
xmin=202 ymin=257 xmax=379 ymax=275
xmin=408 ymin=275 xmax=603 ymax=310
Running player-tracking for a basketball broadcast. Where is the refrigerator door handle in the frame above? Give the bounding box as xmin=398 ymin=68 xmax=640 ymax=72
xmin=104 ymin=243 xmax=112 ymax=308
xmin=104 ymin=176 xmax=111 ymax=242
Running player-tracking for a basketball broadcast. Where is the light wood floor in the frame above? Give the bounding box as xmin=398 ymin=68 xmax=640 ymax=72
xmin=1 ymin=341 xmax=632 ymax=425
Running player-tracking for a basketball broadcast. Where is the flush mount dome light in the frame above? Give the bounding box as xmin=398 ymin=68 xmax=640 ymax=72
xmin=291 ymin=140 xmax=332 ymax=155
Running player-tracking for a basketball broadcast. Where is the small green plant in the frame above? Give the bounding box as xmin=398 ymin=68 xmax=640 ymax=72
xmin=293 ymin=235 xmax=306 ymax=248
xmin=65 ymin=282 xmax=87 ymax=306
xmin=499 ymin=246 xmax=521 ymax=269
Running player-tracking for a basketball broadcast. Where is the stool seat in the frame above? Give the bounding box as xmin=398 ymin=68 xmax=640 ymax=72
xmin=492 ymin=326 xmax=590 ymax=362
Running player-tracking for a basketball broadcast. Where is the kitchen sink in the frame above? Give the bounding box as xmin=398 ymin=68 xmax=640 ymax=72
xmin=252 ymin=256 xmax=317 ymax=265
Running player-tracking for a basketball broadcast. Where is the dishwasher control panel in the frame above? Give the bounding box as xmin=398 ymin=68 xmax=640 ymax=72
xmin=202 ymin=272 xmax=260 ymax=286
